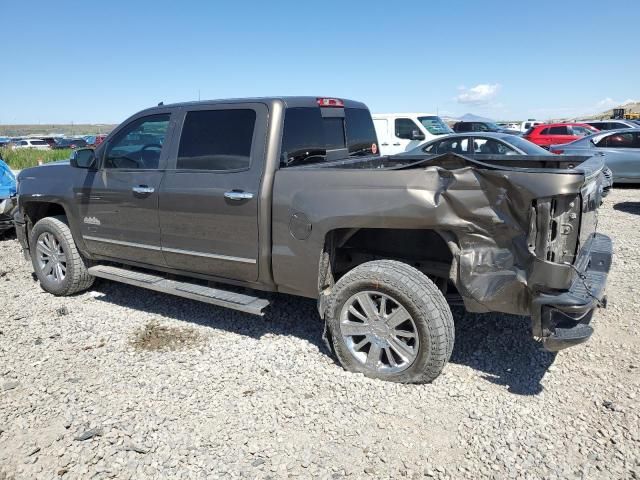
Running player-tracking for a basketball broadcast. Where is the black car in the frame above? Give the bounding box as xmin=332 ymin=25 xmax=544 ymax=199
xmin=53 ymin=138 xmax=88 ymax=149
xmin=452 ymin=121 xmax=520 ymax=135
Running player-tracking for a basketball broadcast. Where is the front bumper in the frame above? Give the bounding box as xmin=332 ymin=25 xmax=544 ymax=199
xmin=14 ymin=212 xmax=30 ymax=260
xmin=531 ymin=233 xmax=612 ymax=351
xmin=0 ymin=197 xmax=16 ymax=232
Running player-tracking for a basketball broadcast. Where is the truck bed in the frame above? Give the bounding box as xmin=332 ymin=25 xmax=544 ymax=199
xmin=298 ymin=152 xmax=603 ymax=177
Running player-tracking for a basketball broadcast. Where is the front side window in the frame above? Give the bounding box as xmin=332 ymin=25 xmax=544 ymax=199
xmin=474 ymin=138 xmax=517 ymax=155
xmin=395 ymin=118 xmax=421 ymax=139
xmin=570 ymin=126 xmax=594 ymax=137
xmin=104 ymin=114 xmax=170 ymax=169
xmin=434 ymin=137 xmax=469 ymax=154
xmin=177 ymin=109 xmax=256 ymax=171
xmin=597 ymin=132 xmax=635 ymax=148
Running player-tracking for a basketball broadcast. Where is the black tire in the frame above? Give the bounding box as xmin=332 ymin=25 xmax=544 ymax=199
xmin=30 ymin=216 xmax=94 ymax=296
xmin=325 ymin=260 xmax=454 ymax=384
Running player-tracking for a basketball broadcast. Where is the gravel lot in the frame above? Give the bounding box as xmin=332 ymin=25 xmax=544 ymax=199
xmin=1 ymin=188 xmax=639 ymax=479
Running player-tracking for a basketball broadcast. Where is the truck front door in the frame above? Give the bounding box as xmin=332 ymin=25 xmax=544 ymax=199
xmin=78 ymin=113 xmax=173 ymax=265
xmin=158 ymin=104 xmax=267 ymax=282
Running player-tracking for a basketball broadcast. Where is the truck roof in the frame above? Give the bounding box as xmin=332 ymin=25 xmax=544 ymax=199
xmin=372 ymin=113 xmax=438 ymax=118
xmin=139 ymin=96 xmax=369 ymax=114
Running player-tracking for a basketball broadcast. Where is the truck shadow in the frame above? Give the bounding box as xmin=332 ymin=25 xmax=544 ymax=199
xmin=613 ymin=201 xmax=640 ymax=215
xmin=450 ymin=308 xmax=556 ymax=395
xmin=91 ymin=280 xmax=554 ymax=395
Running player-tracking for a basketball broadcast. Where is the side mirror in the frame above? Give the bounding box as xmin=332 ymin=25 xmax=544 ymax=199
xmin=411 ymin=130 xmax=426 ymax=141
xmin=70 ymin=148 xmax=96 ymax=169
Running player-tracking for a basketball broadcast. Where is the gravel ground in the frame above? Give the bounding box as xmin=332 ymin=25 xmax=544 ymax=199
xmin=1 ymin=188 xmax=639 ymax=480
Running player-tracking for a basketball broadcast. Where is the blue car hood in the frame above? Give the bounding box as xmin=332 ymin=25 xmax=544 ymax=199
xmin=0 ymin=159 xmax=17 ymax=198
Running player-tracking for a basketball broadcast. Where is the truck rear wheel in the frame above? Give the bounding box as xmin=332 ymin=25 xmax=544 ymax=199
xmin=30 ymin=216 xmax=94 ymax=296
xmin=325 ymin=260 xmax=454 ymax=384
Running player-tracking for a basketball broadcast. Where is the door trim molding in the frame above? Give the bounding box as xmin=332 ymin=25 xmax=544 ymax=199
xmin=84 ymin=235 xmax=162 ymax=251
xmin=83 ymin=236 xmax=256 ymax=264
xmin=162 ymin=246 xmax=256 ymax=264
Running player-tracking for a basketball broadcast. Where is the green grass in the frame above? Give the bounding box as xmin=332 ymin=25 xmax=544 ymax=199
xmin=0 ymin=148 xmax=73 ymax=170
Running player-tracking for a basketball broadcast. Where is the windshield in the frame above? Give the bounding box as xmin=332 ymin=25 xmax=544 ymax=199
xmin=485 ymin=122 xmax=503 ymax=131
xmin=418 ymin=116 xmax=453 ymax=135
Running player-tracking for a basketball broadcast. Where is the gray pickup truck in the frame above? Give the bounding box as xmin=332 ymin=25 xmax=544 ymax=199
xmin=14 ymin=97 xmax=612 ymax=383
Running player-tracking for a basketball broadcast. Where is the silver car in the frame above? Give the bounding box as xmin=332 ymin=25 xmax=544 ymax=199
xmin=550 ymin=129 xmax=640 ymax=183
xmin=403 ymin=132 xmax=552 ymax=157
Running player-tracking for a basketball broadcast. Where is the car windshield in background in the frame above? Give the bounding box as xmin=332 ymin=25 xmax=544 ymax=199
xmin=418 ymin=116 xmax=453 ymax=135
xmin=281 ymin=107 xmax=378 ymax=166
xmin=505 ymin=135 xmax=553 ymax=155
xmin=486 ymin=122 xmax=502 ymax=131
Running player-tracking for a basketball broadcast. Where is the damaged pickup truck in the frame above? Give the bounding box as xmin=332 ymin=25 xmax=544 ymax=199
xmin=14 ymin=97 xmax=612 ymax=383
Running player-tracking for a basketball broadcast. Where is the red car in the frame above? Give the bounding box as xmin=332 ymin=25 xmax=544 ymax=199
xmin=522 ymin=123 xmax=599 ymax=148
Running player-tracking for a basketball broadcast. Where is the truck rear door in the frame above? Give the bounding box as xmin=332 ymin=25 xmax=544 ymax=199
xmin=158 ymin=103 xmax=268 ymax=282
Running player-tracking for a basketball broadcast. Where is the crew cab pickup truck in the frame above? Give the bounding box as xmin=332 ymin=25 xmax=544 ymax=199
xmin=14 ymin=97 xmax=612 ymax=383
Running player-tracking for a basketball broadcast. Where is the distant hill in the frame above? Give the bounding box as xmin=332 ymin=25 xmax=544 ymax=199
xmin=0 ymin=124 xmax=116 ymax=137
xmin=556 ymin=100 xmax=640 ymax=122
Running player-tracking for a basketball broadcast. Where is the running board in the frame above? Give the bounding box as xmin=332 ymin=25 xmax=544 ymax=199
xmin=87 ymin=265 xmax=270 ymax=316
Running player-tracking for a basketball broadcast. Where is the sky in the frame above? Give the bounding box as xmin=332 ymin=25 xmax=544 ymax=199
xmin=1 ymin=0 xmax=638 ymax=124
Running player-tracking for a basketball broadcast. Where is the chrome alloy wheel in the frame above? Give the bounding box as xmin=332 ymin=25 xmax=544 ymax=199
xmin=36 ymin=232 xmax=67 ymax=284
xmin=339 ymin=291 xmax=419 ymax=374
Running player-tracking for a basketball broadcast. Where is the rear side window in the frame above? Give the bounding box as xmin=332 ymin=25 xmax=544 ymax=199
xmin=539 ymin=128 xmax=550 ymax=135
xmin=32 ymin=140 xmax=47 ymax=145
xmin=549 ymin=126 xmax=569 ymax=135
xmin=177 ymin=109 xmax=256 ymax=171
xmin=281 ymin=107 xmax=378 ymax=166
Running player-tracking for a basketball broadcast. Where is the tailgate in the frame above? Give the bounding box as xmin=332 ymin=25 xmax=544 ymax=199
xmin=531 ymin=157 xmax=605 ymax=267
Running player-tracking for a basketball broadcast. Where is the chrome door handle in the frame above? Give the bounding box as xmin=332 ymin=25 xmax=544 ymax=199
xmin=224 ymin=190 xmax=254 ymax=201
xmin=132 ymin=186 xmax=155 ymax=194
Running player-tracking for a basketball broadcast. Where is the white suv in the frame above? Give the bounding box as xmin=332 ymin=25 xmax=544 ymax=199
xmin=372 ymin=113 xmax=453 ymax=155
xmin=12 ymin=139 xmax=50 ymax=150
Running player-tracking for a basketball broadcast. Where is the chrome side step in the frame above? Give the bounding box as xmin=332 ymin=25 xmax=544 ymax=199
xmin=87 ymin=265 xmax=270 ymax=316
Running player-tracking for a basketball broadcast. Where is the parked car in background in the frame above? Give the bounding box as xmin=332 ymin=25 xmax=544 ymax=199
xmin=523 ymin=123 xmax=598 ymax=148
xmin=39 ymin=137 xmax=59 ymax=148
xmin=452 ymin=121 xmax=520 ymax=135
xmin=520 ymin=120 xmax=544 ymax=132
xmin=550 ymin=129 xmax=640 ymax=183
xmin=12 ymin=139 xmax=51 ymax=150
xmin=53 ymin=138 xmax=88 ymax=149
xmin=403 ymin=132 xmax=553 ymax=157
xmin=372 ymin=113 xmax=453 ymax=155
xmin=0 ymin=137 xmax=12 ymax=148
xmin=0 ymin=156 xmax=17 ymax=233
xmin=84 ymin=134 xmax=107 ymax=147
xmin=581 ymin=119 xmax=640 ymax=131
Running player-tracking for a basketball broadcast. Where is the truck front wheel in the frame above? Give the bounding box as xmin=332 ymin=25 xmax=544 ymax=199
xmin=30 ymin=216 xmax=94 ymax=296
xmin=325 ymin=260 xmax=454 ymax=384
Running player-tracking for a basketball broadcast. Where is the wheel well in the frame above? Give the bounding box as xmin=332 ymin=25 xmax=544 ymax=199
xmin=23 ymin=202 xmax=67 ymax=227
xmin=320 ymin=228 xmax=456 ymax=292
